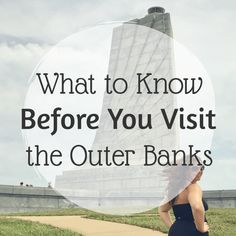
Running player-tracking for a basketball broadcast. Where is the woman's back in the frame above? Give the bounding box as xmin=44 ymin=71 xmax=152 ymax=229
xmin=168 ymin=186 xmax=209 ymax=236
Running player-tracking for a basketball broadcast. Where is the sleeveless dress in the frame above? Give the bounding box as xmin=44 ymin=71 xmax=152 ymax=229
xmin=168 ymin=199 xmax=209 ymax=236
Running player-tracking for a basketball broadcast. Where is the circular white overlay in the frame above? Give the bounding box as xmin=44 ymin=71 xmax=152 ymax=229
xmin=23 ymin=23 xmax=215 ymax=215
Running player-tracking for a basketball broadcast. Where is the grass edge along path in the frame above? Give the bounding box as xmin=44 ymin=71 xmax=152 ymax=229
xmin=83 ymin=208 xmax=236 ymax=236
xmin=0 ymin=217 xmax=82 ymax=236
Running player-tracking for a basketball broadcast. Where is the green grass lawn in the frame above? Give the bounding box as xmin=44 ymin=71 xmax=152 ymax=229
xmin=3 ymin=207 xmax=236 ymax=236
xmin=0 ymin=218 xmax=82 ymax=236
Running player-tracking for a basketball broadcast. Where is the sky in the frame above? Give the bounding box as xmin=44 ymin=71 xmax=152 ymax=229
xmin=0 ymin=0 xmax=235 ymax=190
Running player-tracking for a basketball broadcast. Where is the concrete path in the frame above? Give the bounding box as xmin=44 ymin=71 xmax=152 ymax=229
xmin=15 ymin=216 xmax=167 ymax=236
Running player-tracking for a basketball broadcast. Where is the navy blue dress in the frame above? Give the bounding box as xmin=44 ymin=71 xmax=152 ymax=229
xmin=168 ymin=199 xmax=209 ymax=236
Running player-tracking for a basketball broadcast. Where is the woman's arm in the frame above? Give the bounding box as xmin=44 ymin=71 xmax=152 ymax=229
xmin=187 ymin=183 xmax=209 ymax=233
xmin=158 ymin=202 xmax=173 ymax=228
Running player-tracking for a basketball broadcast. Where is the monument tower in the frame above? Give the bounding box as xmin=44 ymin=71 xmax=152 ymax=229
xmin=56 ymin=7 xmax=176 ymax=214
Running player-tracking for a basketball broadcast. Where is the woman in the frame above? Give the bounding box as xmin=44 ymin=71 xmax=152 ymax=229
xmin=159 ymin=165 xmax=209 ymax=235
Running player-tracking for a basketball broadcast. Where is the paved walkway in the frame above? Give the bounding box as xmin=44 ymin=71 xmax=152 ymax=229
xmin=15 ymin=216 xmax=167 ymax=236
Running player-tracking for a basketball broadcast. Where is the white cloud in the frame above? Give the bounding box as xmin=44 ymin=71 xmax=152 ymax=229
xmin=202 ymin=159 xmax=236 ymax=190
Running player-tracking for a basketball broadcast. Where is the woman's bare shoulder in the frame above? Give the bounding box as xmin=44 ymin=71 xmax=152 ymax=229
xmin=186 ymin=182 xmax=202 ymax=193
